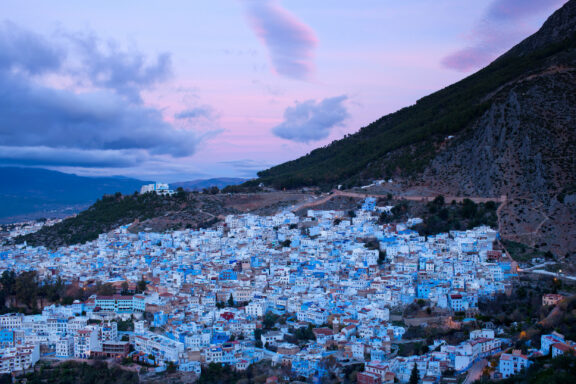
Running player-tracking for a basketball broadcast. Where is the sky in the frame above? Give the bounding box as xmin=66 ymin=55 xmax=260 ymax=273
xmin=0 ymin=0 xmax=568 ymax=182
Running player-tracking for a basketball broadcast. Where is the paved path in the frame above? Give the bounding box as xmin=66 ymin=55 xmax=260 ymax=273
xmin=464 ymin=359 xmax=488 ymax=384
xmin=526 ymin=269 xmax=576 ymax=281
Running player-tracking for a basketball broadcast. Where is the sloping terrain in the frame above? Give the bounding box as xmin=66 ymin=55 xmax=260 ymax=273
xmin=14 ymin=191 xmax=314 ymax=248
xmin=253 ymin=1 xmax=576 ymax=256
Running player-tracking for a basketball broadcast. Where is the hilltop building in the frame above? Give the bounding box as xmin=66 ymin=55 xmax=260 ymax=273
xmin=140 ymin=183 xmax=175 ymax=196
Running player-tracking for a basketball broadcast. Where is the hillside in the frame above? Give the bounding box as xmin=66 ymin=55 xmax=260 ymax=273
xmin=14 ymin=190 xmax=315 ymax=248
xmin=0 ymin=167 xmax=150 ymax=222
xmin=172 ymin=177 xmax=246 ymax=191
xmin=14 ymin=192 xmax=225 ymax=248
xmin=253 ymin=1 xmax=576 ymax=256
xmin=257 ymin=1 xmax=576 ymax=189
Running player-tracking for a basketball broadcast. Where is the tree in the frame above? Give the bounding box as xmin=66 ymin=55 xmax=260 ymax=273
xmin=409 ymin=363 xmax=420 ymax=384
xmin=254 ymin=329 xmax=263 ymax=348
xmin=136 ymin=278 xmax=147 ymax=294
xmin=263 ymin=311 xmax=279 ymax=329
xmin=228 ymin=294 xmax=234 ymax=307
xmin=121 ymin=281 xmax=129 ymax=295
xmin=378 ymin=250 xmax=386 ymax=265
xmin=176 ymin=187 xmax=186 ymax=200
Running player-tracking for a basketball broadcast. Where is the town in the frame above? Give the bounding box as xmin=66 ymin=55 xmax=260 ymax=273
xmin=0 ymin=197 xmax=574 ymax=383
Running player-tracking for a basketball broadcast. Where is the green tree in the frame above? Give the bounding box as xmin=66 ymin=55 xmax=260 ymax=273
xmin=263 ymin=311 xmax=279 ymax=329
xmin=121 ymin=281 xmax=130 ymax=295
xmin=228 ymin=294 xmax=234 ymax=307
xmin=378 ymin=250 xmax=386 ymax=265
xmin=136 ymin=278 xmax=147 ymax=294
xmin=254 ymin=329 xmax=263 ymax=348
xmin=409 ymin=363 xmax=419 ymax=384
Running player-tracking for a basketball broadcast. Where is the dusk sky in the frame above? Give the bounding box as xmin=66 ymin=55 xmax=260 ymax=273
xmin=0 ymin=0 xmax=568 ymax=182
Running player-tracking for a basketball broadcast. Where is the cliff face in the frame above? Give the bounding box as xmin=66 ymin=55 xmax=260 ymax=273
xmin=421 ymin=67 xmax=576 ymax=255
xmin=418 ymin=2 xmax=576 ymax=256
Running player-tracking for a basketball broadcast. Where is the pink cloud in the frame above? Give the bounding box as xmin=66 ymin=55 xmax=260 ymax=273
xmin=242 ymin=0 xmax=318 ymax=80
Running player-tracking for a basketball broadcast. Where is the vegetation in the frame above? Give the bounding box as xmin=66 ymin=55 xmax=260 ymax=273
xmin=16 ymin=192 xmax=196 ymax=248
xmin=0 ymin=270 xmax=125 ymax=315
xmin=15 ymin=361 xmax=138 ymax=384
xmin=409 ymin=362 xmax=420 ymax=384
xmin=477 ymin=355 xmax=576 ymax=384
xmin=503 ymin=239 xmax=553 ymax=263
xmin=478 ymin=276 xmax=576 ymax=345
xmin=412 ymin=197 xmax=498 ymax=236
xmin=252 ymin=29 xmax=576 ymax=189
xmin=197 ymin=361 xmax=289 ymax=384
xmin=377 ymin=196 xmax=498 ymax=236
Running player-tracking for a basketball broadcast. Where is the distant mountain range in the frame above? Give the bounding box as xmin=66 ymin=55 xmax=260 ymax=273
xmin=0 ymin=168 xmax=246 ymax=223
xmin=172 ymin=178 xmax=247 ymax=191
xmin=253 ymin=1 xmax=576 ymax=256
xmin=0 ymin=167 xmax=151 ymax=222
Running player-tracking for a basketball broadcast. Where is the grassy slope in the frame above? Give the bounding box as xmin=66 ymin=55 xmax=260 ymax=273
xmin=16 ymin=192 xmax=190 ymax=248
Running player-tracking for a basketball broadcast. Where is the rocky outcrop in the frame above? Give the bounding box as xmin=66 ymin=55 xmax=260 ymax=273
xmin=422 ymin=68 xmax=576 ymax=256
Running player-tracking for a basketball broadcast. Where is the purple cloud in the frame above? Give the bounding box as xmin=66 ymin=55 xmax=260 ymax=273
xmin=242 ymin=0 xmax=317 ymax=80
xmin=272 ymin=95 xmax=348 ymax=143
xmin=442 ymin=0 xmax=567 ymax=72
xmin=62 ymin=31 xmax=172 ymax=102
xmin=0 ymin=22 xmax=214 ymax=170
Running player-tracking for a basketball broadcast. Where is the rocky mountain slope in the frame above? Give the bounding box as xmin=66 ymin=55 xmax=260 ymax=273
xmin=254 ymin=1 xmax=576 ymax=257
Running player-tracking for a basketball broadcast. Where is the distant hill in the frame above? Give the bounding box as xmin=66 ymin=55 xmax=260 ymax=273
xmin=0 ymin=167 xmax=150 ymax=222
xmin=15 ymin=192 xmax=222 ymax=248
xmin=253 ymin=1 xmax=576 ymax=256
xmin=172 ymin=177 xmax=247 ymax=191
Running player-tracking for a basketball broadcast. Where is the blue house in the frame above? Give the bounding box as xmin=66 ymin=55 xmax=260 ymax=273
xmin=219 ymin=269 xmax=237 ymax=281
xmin=0 ymin=329 xmax=14 ymax=346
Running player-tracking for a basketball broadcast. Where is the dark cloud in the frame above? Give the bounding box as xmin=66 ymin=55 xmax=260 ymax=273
xmin=0 ymin=21 xmax=64 ymax=75
xmin=272 ymin=95 xmax=348 ymax=143
xmin=219 ymin=159 xmax=272 ymax=177
xmin=64 ymin=31 xmax=172 ymax=102
xmin=0 ymin=22 xmax=212 ymax=169
xmin=0 ymin=146 xmax=143 ymax=168
xmin=175 ymin=106 xmax=213 ymax=120
xmin=442 ymin=0 xmax=567 ymax=71
xmin=242 ymin=0 xmax=317 ymax=80
xmin=0 ymin=72 xmax=200 ymax=157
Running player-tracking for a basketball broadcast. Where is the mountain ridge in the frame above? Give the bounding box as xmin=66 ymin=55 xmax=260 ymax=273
xmin=0 ymin=167 xmax=151 ymax=222
xmin=255 ymin=1 xmax=576 ymax=189
xmin=252 ymin=1 xmax=576 ymax=256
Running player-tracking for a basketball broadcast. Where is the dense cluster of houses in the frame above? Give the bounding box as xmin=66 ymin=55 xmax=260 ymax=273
xmin=3 ymin=218 xmax=61 ymax=238
xmin=0 ymin=198 xmax=526 ymax=381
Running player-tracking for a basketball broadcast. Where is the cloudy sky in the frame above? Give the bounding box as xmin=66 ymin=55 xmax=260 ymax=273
xmin=0 ymin=0 xmax=567 ymax=182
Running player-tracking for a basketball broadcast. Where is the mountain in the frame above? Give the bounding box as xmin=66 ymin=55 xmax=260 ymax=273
xmin=0 ymin=167 xmax=150 ymax=222
xmin=254 ymin=1 xmax=576 ymax=256
xmin=171 ymin=177 xmax=247 ymax=191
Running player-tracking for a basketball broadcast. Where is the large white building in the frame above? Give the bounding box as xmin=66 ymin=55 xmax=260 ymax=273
xmin=56 ymin=336 xmax=74 ymax=358
xmin=140 ymin=183 xmax=175 ymax=196
xmin=74 ymin=328 xmax=99 ymax=358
